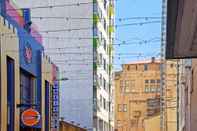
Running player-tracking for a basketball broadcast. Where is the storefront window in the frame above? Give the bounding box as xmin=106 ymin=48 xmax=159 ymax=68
xmin=20 ymin=70 xmax=36 ymax=104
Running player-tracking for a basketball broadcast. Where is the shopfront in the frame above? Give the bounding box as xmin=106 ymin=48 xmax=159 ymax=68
xmin=0 ymin=16 xmax=20 ymax=131
xmin=18 ymin=24 xmax=43 ymax=131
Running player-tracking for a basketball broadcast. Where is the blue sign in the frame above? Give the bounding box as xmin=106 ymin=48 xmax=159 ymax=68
xmin=51 ymin=80 xmax=59 ymax=130
xmin=22 ymin=8 xmax=31 ymax=24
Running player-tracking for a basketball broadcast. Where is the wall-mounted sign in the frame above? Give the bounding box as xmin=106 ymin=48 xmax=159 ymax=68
xmin=24 ymin=42 xmax=32 ymax=64
xmin=22 ymin=8 xmax=31 ymax=24
xmin=51 ymin=80 xmax=59 ymax=131
xmin=21 ymin=108 xmax=40 ymax=127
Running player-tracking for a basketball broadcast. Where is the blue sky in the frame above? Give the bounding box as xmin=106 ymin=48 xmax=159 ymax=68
xmin=114 ymin=0 xmax=162 ymax=70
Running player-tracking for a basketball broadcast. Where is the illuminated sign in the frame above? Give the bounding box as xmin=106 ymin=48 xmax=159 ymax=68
xmin=21 ymin=108 xmax=41 ymax=127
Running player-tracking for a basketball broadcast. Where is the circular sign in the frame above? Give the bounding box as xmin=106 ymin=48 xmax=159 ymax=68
xmin=24 ymin=43 xmax=32 ymax=64
xmin=21 ymin=108 xmax=40 ymax=127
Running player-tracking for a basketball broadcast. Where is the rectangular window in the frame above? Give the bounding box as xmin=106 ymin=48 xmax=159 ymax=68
xmin=122 ymin=80 xmax=135 ymax=93
xmin=106 ymin=64 xmax=109 ymax=75
xmin=127 ymin=65 xmax=130 ymax=71
xmin=145 ymin=87 xmax=150 ymax=93
xmin=20 ymin=70 xmax=36 ymax=104
xmin=99 ymin=74 xmax=102 ymax=86
xmin=120 ymin=80 xmax=135 ymax=93
xmin=109 ymin=102 xmax=111 ymax=112
xmin=125 ymin=80 xmax=129 ymax=87
xmin=106 ymin=101 xmax=109 ymax=111
xmin=118 ymin=104 xmax=122 ymax=112
xmin=100 ymin=32 xmax=103 ymax=41
xmin=125 ymin=86 xmax=131 ymax=93
xmin=123 ymin=104 xmax=127 ymax=112
xmin=100 ymin=95 xmax=102 ymax=107
xmin=99 ymin=54 xmax=103 ymax=65
xmin=104 ymin=19 xmax=107 ymax=31
xmin=104 ymin=39 xmax=107 ymax=51
xmin=125 ymin=80 xmax=130 ymax=93
xmin=103 ymin=59 xmax=106 ymax=70
xmin=156 ymin=79 xmax=160 ymax=88
xmin=104 ymin=0 xmax=107 ymax=9
xmin=144 ymin=79 xmax=149 ymax=93
xmin=120 ymin=80 xmax=125 ymax=93
xmin=151 ymin=88 xmax=156 ymax=92
xmin=93 ymin=3 xmax=98 ymax=12
xmin=103 ymin=98 xmax=106 ymax=110
xmin=170 ymin=63 xmax=174 ymax=68
xmin=93 ymin=27 xmax=98 ymax=36
xmin=145 ymin=80 xmax=149 ymax=83
xmin=150 ymin=79 xmax=155 ymax=83
xmin=103 ymin=78 xmax=106 ymax=89
xmin=144 ymin=87 xmax=148 ymax=93
xmin=144 ymin=64 xmax=148 ymax=71
xmin=98 ymin=8 xmax=102 ymax=21
xmin=149 ymin=80 xmax=155 ymax=89
xmin=106 ymin=82 xmax=109 ymax=92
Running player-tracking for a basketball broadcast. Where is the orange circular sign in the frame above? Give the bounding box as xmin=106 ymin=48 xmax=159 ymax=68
xmin=21 ymin=108 xmax=41 ymax=127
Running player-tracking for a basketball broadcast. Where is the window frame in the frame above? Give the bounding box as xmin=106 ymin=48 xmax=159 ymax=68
xmin=20 ymin=70 xmax=36 ymax=104
xmin=118 ymin=104 xmax=122 ymax=112
xmin=123 ymin=104 xmax=127 ymax=112
xmin=144 ymin=64 xmax=148 ymax=71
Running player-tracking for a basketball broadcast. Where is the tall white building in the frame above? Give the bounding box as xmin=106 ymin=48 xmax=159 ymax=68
xmin=11 ymin=0 xmax=115 ymax=130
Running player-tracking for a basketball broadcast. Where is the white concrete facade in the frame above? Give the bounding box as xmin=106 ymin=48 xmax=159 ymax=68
xmin=11 ymin=0 xmax=115 ymax=130
xmin=177 ymin=59 xmax=192 ymax=131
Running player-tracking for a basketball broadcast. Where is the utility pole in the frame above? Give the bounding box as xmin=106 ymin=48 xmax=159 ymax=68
xmin=160 ymin=0 xmax=167 ymax=131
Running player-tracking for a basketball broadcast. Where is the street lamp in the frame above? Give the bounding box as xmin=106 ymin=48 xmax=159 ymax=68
xmin=56 ymin=77 xmax=68 ymax=128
